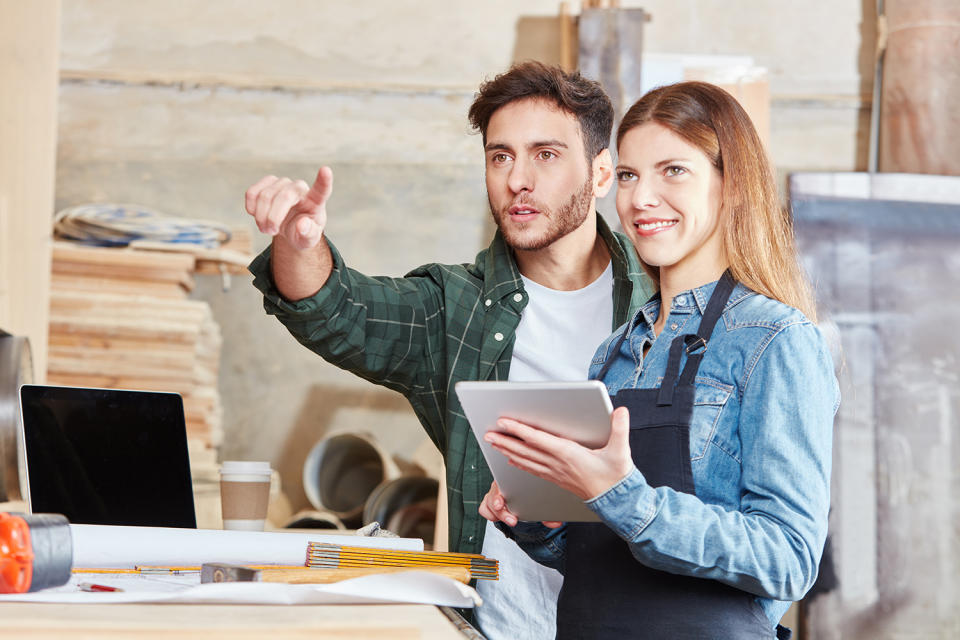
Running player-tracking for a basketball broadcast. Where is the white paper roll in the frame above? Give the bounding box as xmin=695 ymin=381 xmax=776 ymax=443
xmin=70 ymin=525 xmax=423 ymax=568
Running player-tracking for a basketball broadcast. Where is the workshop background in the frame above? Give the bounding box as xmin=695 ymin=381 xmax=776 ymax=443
xmin=55 ymin=0 xmax=877 ymax=505
xmin=2 ymin=1 xmax=958 ymax=638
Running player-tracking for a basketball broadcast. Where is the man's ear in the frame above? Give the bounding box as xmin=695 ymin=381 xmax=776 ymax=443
xmin=592 ymin=149 xmax=614 ymax=198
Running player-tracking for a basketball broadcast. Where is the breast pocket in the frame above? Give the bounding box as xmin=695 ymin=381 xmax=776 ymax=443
xmin=689 ymin=378 xmax=734 ymax=460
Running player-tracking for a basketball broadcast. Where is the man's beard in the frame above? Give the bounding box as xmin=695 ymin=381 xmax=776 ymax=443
xmin=489 ymin=171 xmax=594 ymax=251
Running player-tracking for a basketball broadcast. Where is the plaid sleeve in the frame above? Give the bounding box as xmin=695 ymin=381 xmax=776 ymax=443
xmin=249 ymin=239 xmax=444 ymax=397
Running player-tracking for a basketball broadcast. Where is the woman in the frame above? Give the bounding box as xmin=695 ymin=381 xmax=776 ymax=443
xmin=479 ymin=82 xmax=838 ymax=640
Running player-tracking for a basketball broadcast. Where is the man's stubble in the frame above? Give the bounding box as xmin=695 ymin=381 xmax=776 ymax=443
xmin=489 ymin=170 xmax=594 ymax=252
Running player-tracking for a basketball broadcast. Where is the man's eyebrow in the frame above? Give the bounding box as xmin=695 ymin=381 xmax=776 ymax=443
xmin=484 ymin=140 xmax=570 ymax=152
xmin=528 ymin=139 xmax=568 ymax=150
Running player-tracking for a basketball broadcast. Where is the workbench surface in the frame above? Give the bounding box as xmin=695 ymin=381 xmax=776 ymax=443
xmin=0 ymin=602 xmax=473 ymax=639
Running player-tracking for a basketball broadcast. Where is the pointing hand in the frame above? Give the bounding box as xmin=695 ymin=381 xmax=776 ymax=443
xmin=245 ymin=167 xmax=333 ymax=250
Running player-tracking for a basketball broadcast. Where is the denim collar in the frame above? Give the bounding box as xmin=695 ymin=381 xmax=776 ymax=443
xmin=633 ymin=277 xmax=755 ymax=332
xmin=690 ymin=278 xmax=754 ymax=315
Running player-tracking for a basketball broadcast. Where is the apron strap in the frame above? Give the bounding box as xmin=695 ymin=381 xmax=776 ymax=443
xmin=677 ymin=270 xmax=736 ymax=387
xmin=658 ymin=271 xmax=737 ymax=404
xmin=610 ymin=271 xmax=738 ymax=405
xmin=656 ymin=336 xmax=686 ymax=406
xmin=695 ymin=270 xmax=737 ymax=340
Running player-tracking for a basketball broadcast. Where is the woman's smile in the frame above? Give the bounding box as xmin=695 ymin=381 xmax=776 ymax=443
xmin=633 ymin=218 xmax=678 ymax=236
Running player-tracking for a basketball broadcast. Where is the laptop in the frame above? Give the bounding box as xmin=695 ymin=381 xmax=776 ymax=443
xmin=18 ymin=384 xmax=196 ymax=528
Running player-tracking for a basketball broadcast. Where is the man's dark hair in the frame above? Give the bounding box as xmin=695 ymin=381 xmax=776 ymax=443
xmin=468 ymin=61 xmax=613 ymax=162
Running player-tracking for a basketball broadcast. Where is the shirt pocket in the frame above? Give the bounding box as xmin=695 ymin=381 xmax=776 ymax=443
xmin=690 ymin=378 xmax=735 ymax=461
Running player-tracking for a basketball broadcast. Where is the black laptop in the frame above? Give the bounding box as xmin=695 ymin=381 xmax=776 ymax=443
xmin=18 ymin=385 xmax=196 ymax=528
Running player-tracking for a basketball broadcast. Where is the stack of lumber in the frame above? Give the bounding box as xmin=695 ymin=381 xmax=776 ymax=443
xmin=46 ymin=233 xmax=251 ymax=451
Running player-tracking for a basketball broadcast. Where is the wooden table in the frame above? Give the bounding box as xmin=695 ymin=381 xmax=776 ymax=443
xmin=0 ymin=602 xmax=475 ymax=639
xmin=0 ymin=507 xmax=483 ymax=638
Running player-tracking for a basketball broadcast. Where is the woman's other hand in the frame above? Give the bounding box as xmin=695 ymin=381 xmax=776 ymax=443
xmin=479 ymin=481 xmax=520 ymax=526
xmin=485 ymin=406 xmax=634 ymax=501
xmin=478 ymin=481 xmax=563 ymax=529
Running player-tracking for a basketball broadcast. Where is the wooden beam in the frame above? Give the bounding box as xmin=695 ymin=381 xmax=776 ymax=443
xmin=0 ymin=1 xmax=60 ymax=381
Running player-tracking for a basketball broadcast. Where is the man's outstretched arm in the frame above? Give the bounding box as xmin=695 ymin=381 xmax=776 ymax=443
xmin=245 ymin=166 xmax=334 ymax=301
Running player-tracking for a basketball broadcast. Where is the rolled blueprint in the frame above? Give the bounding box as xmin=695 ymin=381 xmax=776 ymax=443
xmin=70 ymin=524 xmax=423 ymax=568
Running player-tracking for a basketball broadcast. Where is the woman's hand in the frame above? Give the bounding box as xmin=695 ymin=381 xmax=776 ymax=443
xmin=478 ymin=481 xmax=519 ymax=526
xmin=478 ymin=481 xmax=563 ymax=529
xmin=484 ymin=406 xmax=634 ymax=501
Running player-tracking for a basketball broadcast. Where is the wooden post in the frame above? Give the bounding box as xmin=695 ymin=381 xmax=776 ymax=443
xmin=432 ymin=468 xmax=449 ymax=552
xmin=577 ymin=6 xmax=647 ymax=226
xmin=559 ymin=3 xmax=576 ymax=73
xmin=879 ymin=0 xmax=960 ymax=174
xmin=578 ymin=7 xmax=647 ymax=125
xmin=0 ymin=1 xmax=61 ymax=380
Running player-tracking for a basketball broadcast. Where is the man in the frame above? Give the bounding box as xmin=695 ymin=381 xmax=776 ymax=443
xmin=245 ymin=62 xmax=652 ymax=639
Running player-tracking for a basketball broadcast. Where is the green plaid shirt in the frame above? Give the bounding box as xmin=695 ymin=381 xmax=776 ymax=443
xmin=249 ymin=215 xmax=652 ymax=555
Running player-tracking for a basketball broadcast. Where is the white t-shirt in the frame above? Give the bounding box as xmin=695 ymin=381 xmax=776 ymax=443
xmin=474 ymin=263 xmax=614 ymax=640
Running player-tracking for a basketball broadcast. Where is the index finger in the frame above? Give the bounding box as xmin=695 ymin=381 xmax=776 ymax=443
xmin=304 ymin=166 xmax=334 ymax=208
xmin=495 ymin=417 xmax=566 ymax=448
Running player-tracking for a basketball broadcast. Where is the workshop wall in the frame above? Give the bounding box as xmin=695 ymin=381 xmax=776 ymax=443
xmin=54 ymin=0 xmax=876 ymax=514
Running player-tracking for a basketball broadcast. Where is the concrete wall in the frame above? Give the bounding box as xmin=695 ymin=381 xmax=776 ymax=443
xmin=55 ymin=0 xmax=876 ymax=514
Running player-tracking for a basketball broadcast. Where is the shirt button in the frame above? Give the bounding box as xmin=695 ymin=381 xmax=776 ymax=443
xmin=670 ymin=323 xmax=678 ymax=331
xmin=675 ymin=297 xmax=686 ymax=306
xmin=513 ymin=293 xmax=523 ymax=302
xmin=469 ymin=464 xmax=476 ymax=471
xmin=467 ymin=536 xmax=475 ymax=543
xmin=485 ymin=299 xmax=492 ymax=307
xmin=494 ymin=332 xmax=504 ymax=341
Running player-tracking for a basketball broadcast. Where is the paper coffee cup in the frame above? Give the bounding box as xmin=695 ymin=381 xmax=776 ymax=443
xmin=220 ymin=460 xmax=272 ymax=531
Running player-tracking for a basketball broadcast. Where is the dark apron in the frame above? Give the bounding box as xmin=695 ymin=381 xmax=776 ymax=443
xmin=557 ymin=273 xmax=787 ymax=640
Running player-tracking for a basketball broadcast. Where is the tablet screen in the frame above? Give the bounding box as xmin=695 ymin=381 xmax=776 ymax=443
xmin=19 ymin=385 xmax=196 ymax=528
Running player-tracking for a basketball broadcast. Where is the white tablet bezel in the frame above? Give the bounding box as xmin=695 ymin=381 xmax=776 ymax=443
xmin=455 ymin=380 xmax=613 ymax=523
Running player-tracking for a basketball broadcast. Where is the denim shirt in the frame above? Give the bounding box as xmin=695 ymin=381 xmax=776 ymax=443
xmin=509 ymin=279 xmax=839 ymax=630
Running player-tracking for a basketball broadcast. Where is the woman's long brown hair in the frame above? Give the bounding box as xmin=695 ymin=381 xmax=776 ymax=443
xmin=617 ymin=82 xmax=818 ymax=322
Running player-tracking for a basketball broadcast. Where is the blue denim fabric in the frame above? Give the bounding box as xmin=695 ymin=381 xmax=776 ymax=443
xmin=497 ymin=520 xmax=567 ymax=574
xmin=508 ymin=279 xmax=839 ymax=630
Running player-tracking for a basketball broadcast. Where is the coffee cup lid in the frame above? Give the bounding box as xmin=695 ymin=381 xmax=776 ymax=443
xmin=220 ymin=460 xmax=272 ymax=476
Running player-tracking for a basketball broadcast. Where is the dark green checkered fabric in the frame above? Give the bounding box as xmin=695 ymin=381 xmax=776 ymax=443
xmin=249 ymin=215 xmax=653 ymax=555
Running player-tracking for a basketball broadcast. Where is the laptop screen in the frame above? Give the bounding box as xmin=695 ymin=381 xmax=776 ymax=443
xmin=19 ymin=385 xmax=196 ymax=528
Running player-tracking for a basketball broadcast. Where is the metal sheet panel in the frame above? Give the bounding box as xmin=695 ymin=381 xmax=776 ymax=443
xmin=791 ymin=172 xmax=960 ymax=639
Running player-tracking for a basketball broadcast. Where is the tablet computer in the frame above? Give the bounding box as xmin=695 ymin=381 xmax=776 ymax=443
xmin=454 ymin=380 xmax=613 ymax=523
